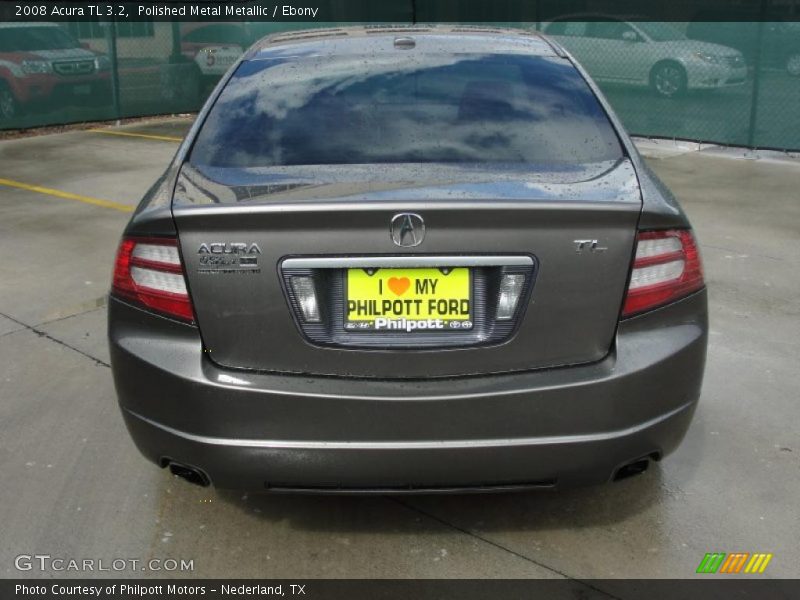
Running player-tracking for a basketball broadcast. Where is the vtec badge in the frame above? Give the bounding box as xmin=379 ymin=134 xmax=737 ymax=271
xmin=197 ymin=242 xmax=262 ymax=273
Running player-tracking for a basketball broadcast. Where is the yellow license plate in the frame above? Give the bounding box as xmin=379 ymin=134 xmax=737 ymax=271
xmin=345 ymin=268 xmax=472 ymax=332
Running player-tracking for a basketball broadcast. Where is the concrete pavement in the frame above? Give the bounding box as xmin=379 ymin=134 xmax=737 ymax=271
xmin=0 ymin=118 xmax=797 ymax=582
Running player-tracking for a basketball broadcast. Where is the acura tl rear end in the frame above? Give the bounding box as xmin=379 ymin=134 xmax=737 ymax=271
xmin=108 ymin=27 xmax=708 ymax=492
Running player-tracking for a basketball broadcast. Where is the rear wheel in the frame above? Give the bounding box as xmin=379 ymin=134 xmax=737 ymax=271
xmin=650 ymin=62 xmax=687 ymax=98
xmin=0 ymin=82 xmax=18 ymax=122
xmin=786 ymin=53 xmax=800 ymax=77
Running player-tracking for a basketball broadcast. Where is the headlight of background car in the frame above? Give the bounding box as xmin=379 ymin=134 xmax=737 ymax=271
xmin=95 ymin=55 xmax=111 ymax=71
xmin=692 ymin=52 xmax=723 ymax=65
xmin=21 ymin=60 xmax=52 ymax=74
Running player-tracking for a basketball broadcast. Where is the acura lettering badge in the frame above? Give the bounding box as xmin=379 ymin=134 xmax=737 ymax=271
xmin=390 ymin=213 xmax=425 ymax=247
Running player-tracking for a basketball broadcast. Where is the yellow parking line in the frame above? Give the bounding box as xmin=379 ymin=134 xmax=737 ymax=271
xmin=0 ymin=177 xmax=133 ymax=213
xmin=89 ymin=129 xmax=183 ymax=142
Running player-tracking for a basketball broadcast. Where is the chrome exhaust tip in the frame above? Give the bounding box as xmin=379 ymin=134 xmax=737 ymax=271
xmin=613 ymin=458 xmax=650 ymax=481
xmin=167 ymin=462 xmax=210 ymax=487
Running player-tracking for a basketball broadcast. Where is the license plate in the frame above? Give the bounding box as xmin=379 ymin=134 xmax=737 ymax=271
xmin=345 ymin=268 xmax=472 ymax=332
xmin=72 ymin=84 xmax=91 ymax=95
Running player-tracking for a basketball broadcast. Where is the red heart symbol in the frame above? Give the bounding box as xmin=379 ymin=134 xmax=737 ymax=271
xmin=387 ymin=277 xmax=410 ymax=296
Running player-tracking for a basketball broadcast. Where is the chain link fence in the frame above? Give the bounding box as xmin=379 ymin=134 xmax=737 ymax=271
xmin=1 ymin=20 xmax=798 ymax=150
xmin=537 ymin=20 xmax=800 ymax=150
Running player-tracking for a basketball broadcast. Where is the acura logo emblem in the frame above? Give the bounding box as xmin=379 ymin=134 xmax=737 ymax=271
xmin=390 ymin=213 xmax=425 ymax=247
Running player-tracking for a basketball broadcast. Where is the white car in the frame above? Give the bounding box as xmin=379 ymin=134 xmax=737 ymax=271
xmin=181 ymin=24 xmax=250 ymax=82
xmin=191 ymin=45 xmax=242 ymax=79
xmin=542 ymin=18 xmax=747 ymax=97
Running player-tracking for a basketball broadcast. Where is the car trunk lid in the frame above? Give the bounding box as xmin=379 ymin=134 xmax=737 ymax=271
xmin=172 ymin=159 xmax=641 ymax=378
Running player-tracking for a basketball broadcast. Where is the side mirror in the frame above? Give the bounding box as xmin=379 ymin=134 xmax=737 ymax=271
xmin=622 ymin=31 xmax=638 ymax=42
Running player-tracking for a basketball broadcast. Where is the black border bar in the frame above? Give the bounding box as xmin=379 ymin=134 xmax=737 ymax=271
xmin=2 ymin=0 xmax=800 ymax=23
xmin=4 ymin=579 xmax=800 ymax=600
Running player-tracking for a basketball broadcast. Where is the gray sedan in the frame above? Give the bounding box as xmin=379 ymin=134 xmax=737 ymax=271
xmin=109 ymin=26 xmax=707 ymax=492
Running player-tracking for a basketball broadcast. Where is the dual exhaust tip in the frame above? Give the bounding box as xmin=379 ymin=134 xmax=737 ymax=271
xmin=167 ymin=461 xmax=210 ymax=487
xmin=613 ymin=456 xmax=655 ymax=482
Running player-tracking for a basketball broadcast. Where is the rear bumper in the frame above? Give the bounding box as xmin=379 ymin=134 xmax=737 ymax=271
xmin=109 ymin=290 xmax=708 ymax=491
xmin=687 ymin=64 xmax=748 ymax=89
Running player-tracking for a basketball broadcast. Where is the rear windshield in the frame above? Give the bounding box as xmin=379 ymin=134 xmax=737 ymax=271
xmin=189 ymin=53 xmax=623 ymax=168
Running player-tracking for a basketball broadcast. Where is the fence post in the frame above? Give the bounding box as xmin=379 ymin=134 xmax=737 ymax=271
xmin=104 ymin=19 xmax=121 ymax=123
xmin=170 ymin=20 xmax=182 ymax=59
xmin=746 ymin=3 xmax=767 ymax=148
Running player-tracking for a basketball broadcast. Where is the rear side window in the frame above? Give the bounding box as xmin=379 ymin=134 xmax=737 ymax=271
xmin=190 ymin=53 xmax=622 ymax=168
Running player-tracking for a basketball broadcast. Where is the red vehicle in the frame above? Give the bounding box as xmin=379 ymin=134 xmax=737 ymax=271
xmin=0 ymin=23 xmax=111 ymax=122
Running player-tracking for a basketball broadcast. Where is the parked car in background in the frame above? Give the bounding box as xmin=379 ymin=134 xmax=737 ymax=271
xmin=543 ymin=17 xmax=747 ymax=97
xmin=687 ymin=17 xmax=800 ymax=76
xmin=180 ymin=23 xmax=251 ymax=86
xmin=0 ymin=22 xmax=111 ymax=121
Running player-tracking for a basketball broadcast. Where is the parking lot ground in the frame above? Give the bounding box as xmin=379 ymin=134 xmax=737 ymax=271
xmin=1 ymin=118 xmax=798 ymax=581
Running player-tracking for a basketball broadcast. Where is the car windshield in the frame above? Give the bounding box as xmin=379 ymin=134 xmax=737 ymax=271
xmin=190 ymin=53 xmax=623 ymax=168
xmin=637 ymin=22 xmax=687 ymax=42
xmin=0 ymin=27 xmax=81 ymax=52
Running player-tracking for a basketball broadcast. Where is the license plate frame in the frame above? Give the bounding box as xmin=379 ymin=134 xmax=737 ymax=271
xmin=344 ymin=267 xmax=473 ymax=332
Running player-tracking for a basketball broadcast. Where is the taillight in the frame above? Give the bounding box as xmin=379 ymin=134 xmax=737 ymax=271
xmin=622 ymin=229 xmax=704 ymax=317
xmin=111 ymin=236 xmax=194 ymax=322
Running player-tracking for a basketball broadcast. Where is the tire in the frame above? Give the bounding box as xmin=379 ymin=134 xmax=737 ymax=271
xmin=786 ymin=53 xmax=800 ymax=77
xmin=0 ymin=82 xmax=19 ymax=122
xmin=650 ymin=62 xmax=687 ymax=98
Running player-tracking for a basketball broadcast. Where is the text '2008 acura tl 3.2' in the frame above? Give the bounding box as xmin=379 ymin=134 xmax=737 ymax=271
xmin=108 ymin=26 xmax=707 ymax=493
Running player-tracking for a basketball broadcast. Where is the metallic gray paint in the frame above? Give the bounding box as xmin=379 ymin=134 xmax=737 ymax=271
xmin=109 ymin=291 xmax=707 ymax=490
xmin=173 ymin=160 xmax=641 ymax=377
xmin=109 ymin=27 xmax=707 ymax=490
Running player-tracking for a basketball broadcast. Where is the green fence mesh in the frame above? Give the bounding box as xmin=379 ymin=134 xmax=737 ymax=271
xmin=1 ymin=20 xmax=798 ymax=151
